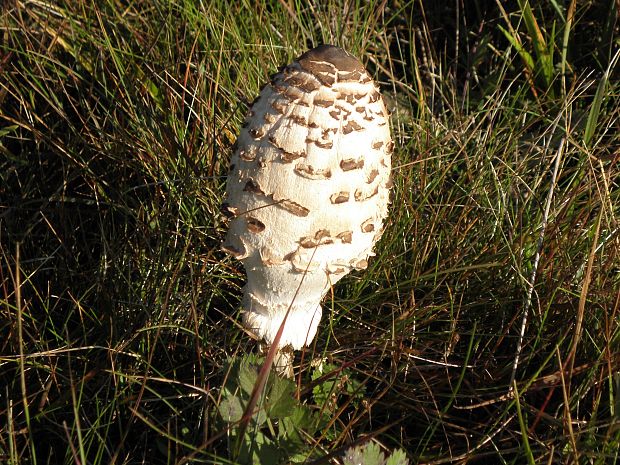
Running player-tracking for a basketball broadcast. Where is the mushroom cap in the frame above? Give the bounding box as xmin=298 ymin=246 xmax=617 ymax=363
xmin=223 ymin=45 xmax=393 ymax=349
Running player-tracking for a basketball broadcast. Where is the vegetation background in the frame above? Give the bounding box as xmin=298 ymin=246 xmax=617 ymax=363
xmin=1 ymin=0 xmax=619 ymax=463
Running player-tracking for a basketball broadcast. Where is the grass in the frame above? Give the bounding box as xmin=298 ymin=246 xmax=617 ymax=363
xmin=1 ymin=0 xmax=619 ymax=463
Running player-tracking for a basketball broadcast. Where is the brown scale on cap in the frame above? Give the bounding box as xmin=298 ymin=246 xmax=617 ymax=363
xmin=246 ymin=217 xmax=266 ymax=233
xmin=330 ymin=191 xmax=350 ymax=204
xmin=270 ymin=100 xmax=286 ymax=114
xmin=239 ymin=146 xmax=257 ymax=161
xmin=355 ymin=185 xmax=380 ymax=201
xmin=361 ymin=219 xmax=375 ymax=233
xmin=243 ymin=179 xmax=264 ymax=195
xmin=278 ymin=198 xmax=310 ymax=217
xmin=343 ymin=120 xmax=363 ymax=134
xmin=340 ymin=158 xmax=364 ymax=171
xmin=294 ymin=163 xmax=332 ymax=179
xmin=314 ymin=97 xmax=335 ymax=107
xmin=336 ymin=231 xmax=353 ymax=243
xmin=305 ymin=136 xmax=333 ymax=149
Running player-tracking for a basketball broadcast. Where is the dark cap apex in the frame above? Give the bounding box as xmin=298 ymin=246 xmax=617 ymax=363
xmin=297 ymin=45 xmax=365 ymax=75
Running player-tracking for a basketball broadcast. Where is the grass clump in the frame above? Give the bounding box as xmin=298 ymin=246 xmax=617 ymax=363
xmin=1 ymin=0 xmax=619 ymax=464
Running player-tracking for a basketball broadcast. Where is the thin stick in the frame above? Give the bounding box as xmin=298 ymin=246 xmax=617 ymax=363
xmin=509 ymin=136 xmax=565 ymax=389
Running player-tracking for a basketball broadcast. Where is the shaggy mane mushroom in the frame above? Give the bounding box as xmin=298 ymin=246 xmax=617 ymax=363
xmin=222 ymin=45 xmax=393 ymax=375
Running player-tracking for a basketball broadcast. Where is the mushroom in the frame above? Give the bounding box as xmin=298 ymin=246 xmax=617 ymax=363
xmin=222 ymin=45 xmax=392 ymax=373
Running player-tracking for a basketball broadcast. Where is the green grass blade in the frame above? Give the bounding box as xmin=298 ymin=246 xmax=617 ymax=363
xmin=584 ymin=72 xmax=608 ymax=147
xmin=512 ymin=381 xmax=536 ymax=465
xmin=498 ymin=25 xmax=535 ymax=72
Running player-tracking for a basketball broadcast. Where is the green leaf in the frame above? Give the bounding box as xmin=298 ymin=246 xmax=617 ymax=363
xmin=345 ymin=374 xmax=366 ymax=400
xmin=279 ymin=405 xmax=315 ymax=443
xmin=256 ymin=443 xmax=283 ymax=465
xmin=279 ymin=416 xmax=302 ymax=444
xmin=144 ymin=77 xmax=164 ymax=108
xmin=239 ymin=360 xmax=260 ymax=396
xmin=218 ymin=395 xmax=243 ymax=423
xmin=385 ymin=449 xmax=410 ymax=465
xmin=288 ymin=405 xmax=315 ymax=431
xmin=311 ymin=362 xmax=338 ymax=406
xmin=343 ymin=442 xmax=385 ymax=465
xmin=312 ymin=380 xmax=336 ymax=407
xmin=237 ymin=430 xmax=280 ymax=465
xmin=267 ymin=376 xmax=296 ymax=419
xmin=289 ymin=451 xmax=314 ymax=463
xmin=252 ymin=405 xmax=268 ymax=427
